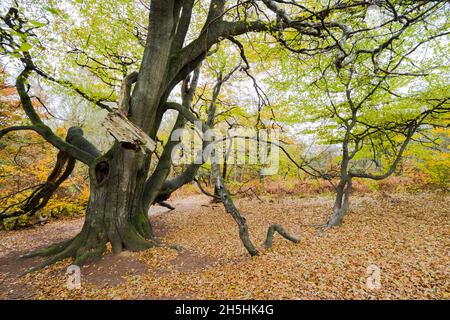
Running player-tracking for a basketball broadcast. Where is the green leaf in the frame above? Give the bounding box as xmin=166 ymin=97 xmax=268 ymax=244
xmin=29 ymin=20 xmax=47 ymax=28
xmin=44 ymin=6 xmax=63 ymax=16
xmin=19 ymin=43 xmax=33 ymax=52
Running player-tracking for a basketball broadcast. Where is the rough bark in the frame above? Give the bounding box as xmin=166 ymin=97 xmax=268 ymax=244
xmin=22 ymin=144 xmax=159 ymax=271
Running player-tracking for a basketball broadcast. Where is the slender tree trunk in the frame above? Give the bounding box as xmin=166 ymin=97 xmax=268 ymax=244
xmin=327 ymin=122 xmax=353 ymax=227
xmin=211 ymin=158 xmax=259 ymax=256
xmin=327 ymin=178 xmax=352 ymax=227
xmin=222 ymin=158 xmax=228 ymax=180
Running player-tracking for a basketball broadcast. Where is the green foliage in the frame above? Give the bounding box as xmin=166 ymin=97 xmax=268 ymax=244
xmin=263 ymin=3 xmax=450 ymax=181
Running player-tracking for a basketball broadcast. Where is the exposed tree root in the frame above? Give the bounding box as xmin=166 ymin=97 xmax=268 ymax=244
xmin=159 ymin=242 xmax=183 ymax=253
xmin=19 ymin=226 xmax=182 ymax=274
xmin=19 ymin=238 xmax=73 ymax=259
xmin=263 ymin=224 xmax=300 ymax=249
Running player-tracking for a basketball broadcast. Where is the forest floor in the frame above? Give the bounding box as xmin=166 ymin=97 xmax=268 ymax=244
xmin=0 ymin=192 xmax=448 ymax=299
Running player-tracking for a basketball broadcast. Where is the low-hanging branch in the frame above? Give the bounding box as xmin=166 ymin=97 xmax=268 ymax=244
xmin=0 ymin=150 xmax=75 ymax=221
xmin=349 ymin=98 xmax=450 ymax=180
xmin=212 ymin=160 xmax=259 ymax=256
xmin=15 ymin=68 xmax=99 ymax=165
xmin=193 ymin=178 xmax=220 ymax=200
xmin=212 ymin=160 xmax=300 ymax=255
xmin=0 ymin=125 xmax=39 ymax=140
xmin=0 ymin=126 xmax=100 ymax=222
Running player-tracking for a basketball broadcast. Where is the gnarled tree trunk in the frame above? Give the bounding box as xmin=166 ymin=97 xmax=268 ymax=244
xmin=23 ymin=144 xmax=158 ymax=270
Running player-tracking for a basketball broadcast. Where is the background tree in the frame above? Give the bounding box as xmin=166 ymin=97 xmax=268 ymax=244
xmin=268 ymin=0 xmax=449 ymax=227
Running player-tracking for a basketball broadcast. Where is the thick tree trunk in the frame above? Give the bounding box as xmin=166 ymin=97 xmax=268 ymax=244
xmin=88 ymin=145 xmax=155 ymax=250
xmin=22 ymin=144 xmax=158 ymax=270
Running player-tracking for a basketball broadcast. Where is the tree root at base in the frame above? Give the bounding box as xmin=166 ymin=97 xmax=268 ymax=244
xmin=19 ymin=230 xmax=182 ymax=274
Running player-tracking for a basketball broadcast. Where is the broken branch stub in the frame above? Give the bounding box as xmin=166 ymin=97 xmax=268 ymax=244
xmin=102 ymin=109 xmax=156 ymax=153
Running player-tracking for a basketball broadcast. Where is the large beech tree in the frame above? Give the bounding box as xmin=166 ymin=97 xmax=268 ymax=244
xmin=1 ymin=0 xmax=447 ymax=269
